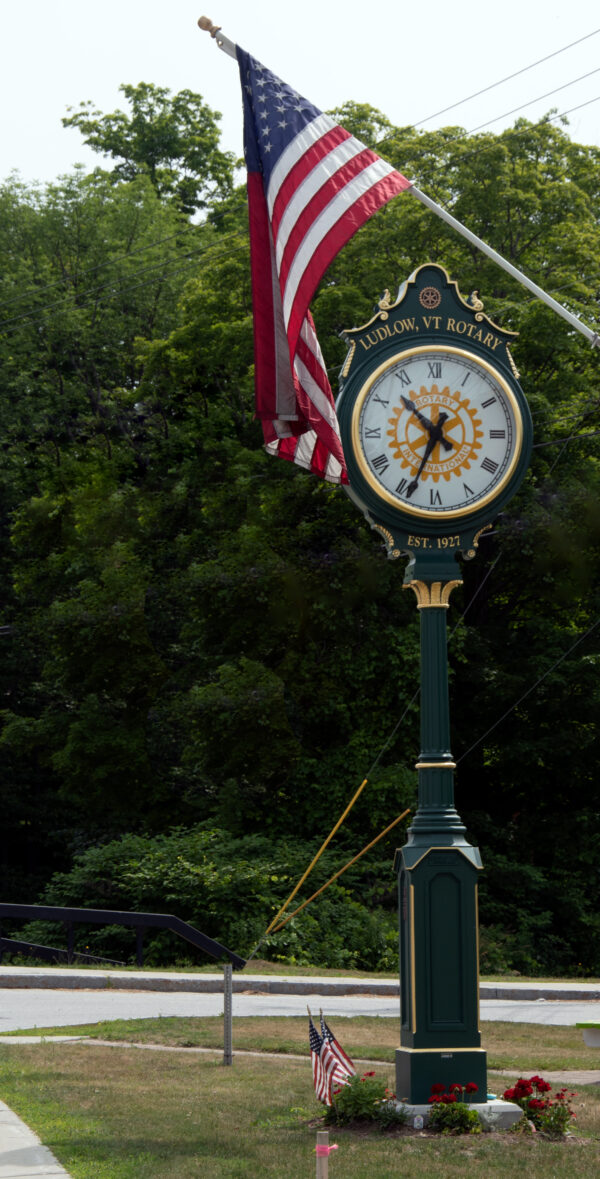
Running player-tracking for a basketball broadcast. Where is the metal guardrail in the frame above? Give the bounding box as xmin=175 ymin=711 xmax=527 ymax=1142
xmin=0 ymin=903 xmax=246 ymax=970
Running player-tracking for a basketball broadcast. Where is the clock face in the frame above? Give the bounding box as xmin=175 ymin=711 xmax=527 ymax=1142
xmin=351 ymin=344 xmax=523 ymax=520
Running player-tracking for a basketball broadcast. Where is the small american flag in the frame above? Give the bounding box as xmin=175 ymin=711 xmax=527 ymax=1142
xmin=309 ymin=1013 xmax=351 ymax=1105
xmin=320 ymin=1013 xmax=356 ymax=1079
xmin=236 ymin=46 xmax=411 ymax=483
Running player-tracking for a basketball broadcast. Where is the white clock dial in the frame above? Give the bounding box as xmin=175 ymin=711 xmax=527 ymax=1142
xmin=352 ymin=345 xmax=523 ymax=519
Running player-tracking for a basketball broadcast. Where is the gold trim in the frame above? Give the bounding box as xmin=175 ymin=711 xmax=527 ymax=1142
xmin=475 ymin=883 xmax=481 ymax=1034
xmin=340 ymin=338 xmax=356 ymax=378
xmin=404 ymin=579 xmax=462 ymax=608
xmin=370 ymin=522 xmax=401 ymax=559
xmin=397 ymin=1046 xmax=487 ymax=1055
xmin=352 ymin=343 xmax=524 ymax=520
xmin=410 ymin=884 xmax=416 ymax=1033
xmin=403 ymin=845 xmax=484 ymax=871
xmin=506 ymin=345 xmax=520 ymax=380
xmin=415 ymin=761 xmax=456 ymax=770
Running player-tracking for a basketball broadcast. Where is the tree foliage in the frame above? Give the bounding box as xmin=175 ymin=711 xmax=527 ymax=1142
xmin=62 ymin=82 xmax=235 ymax=214
xmin=1 ymin=95 xmax=600 ymax=973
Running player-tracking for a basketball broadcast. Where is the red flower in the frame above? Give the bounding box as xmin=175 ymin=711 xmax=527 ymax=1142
xmin=449 ymin=1083 xmax=462 ymax=1092
xmin=465 ymin=1083 xmax=478 ymax=1094
xmin=363 ymin=1071 xmax=376 ymax=1078
xmin=430 ymin=1083 xmax=446 ymax=1095
xmin=503 ymin=1087 xmax=515 ymax=1101
xmin=441 ymin=1093 xmax=457 ymax=1104
xmin=428 ymin=1095 xmax=442 ymax=1104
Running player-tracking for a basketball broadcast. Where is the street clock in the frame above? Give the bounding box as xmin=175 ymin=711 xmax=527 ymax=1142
xmin=336 ymin=264 xmax=532 ymax=563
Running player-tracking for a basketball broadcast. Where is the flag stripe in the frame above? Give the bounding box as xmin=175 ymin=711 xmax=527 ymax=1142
xmin=277 ymin=147 xmax=382 ymax=293
xmin=271 ymin=124 xmax=352 ymax=241
xmin=268 ymin=113 xmax=339 ymax=216
xmin=285 ymin=170 xmax=411 ymax=348
xmin=283 ymin=160 xmax=408 ymax=331
xmin=273 ymin=135 xmax=368 ymax=265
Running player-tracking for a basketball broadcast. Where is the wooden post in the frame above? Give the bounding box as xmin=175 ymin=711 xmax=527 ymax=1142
xmin=315 ymin=1130 xmax=329 ymax=1179
xmin=223 ymin=963 xmax=233 ymax=1065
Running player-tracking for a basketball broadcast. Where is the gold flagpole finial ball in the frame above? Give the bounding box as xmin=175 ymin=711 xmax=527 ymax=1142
xmin=198 ymin=16 xmax=221 ymax=37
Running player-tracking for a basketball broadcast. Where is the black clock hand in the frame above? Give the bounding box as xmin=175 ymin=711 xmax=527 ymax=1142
xmin=406 ymin=436 xmax=436 ymax=498
xmin=401 ymin=395 xmax=434 ymax=433
xmin=402 ymin=396 xmax=454 ymax=453
xmin=405 ymin=413 xmax=454 ymax=498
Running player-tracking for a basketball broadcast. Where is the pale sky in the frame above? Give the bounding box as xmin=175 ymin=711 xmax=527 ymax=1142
xmin=1 ymin=1 xmax=599 ymax=187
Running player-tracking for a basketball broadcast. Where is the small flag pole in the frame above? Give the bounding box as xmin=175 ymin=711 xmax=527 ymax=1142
xmin=198 ymin=16 xmax=600 ymax=351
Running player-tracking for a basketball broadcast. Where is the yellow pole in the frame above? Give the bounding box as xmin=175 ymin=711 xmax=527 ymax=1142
xmin=272 ymin=808 xmax=411 ymax=931
xmin=263 ymin=778 xmax=370 ymax=936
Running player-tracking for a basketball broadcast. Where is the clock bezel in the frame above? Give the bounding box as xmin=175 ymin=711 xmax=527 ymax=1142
xmin=350 ymin=343 xmax=524 ymax=523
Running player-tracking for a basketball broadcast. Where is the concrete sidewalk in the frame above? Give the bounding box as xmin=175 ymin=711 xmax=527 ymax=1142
xmin=0 ymin=1101 xmax=70 ymax=1177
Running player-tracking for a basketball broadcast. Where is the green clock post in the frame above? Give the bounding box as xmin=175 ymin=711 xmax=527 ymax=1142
xmin=336 ymin=264 xmax=532 ymax=1105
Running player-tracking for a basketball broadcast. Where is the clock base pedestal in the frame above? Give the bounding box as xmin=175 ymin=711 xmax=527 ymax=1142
xmin=395 ymin=1047 xmax=487 ymax=1107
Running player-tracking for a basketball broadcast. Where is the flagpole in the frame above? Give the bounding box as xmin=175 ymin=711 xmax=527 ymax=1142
xmin=410 ymin=185 xmax=599 ymax=349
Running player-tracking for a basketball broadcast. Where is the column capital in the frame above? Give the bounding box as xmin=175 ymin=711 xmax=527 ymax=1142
xmin=403 ymin=579 xmax=462 ymax=609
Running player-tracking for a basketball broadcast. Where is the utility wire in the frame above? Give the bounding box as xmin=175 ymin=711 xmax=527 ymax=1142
xmin=0 ymin=229 xmax=196 ymax=311
xmin=456 ymin=616 xmax=600 ymax=766
xmin=0 ymin=234 xmax=247 ymax=333
xmin=414 ymin=27 xmax=600 ymax=126
xmin=467 ymin=66 xmax=600 ymax=134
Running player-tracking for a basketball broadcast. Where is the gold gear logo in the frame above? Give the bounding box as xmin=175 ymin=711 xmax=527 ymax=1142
xmin=387 ymin=384 xmax=483 ymax=483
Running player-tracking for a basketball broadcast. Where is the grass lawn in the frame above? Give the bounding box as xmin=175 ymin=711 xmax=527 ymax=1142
xmin=6 ymin=1015 xmax=600 ymax=1072
xmin=0 ymin=1019 xmax=599 ymax=1178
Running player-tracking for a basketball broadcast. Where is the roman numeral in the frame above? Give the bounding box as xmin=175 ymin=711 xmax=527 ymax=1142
xmin=461 ymin=372 xmax=471 ymax=386
xmin=489 ymin=429 xmax=506 ymax=439
xmin=365 ymin=427 xmax=381 ymax=439
xmin=395 ymin=477 xmax=408 ymax=494
xmin=427 ymin=362 xmax=442 ymax=379
xmin=395 ymin=370 xmax=411 ymax=387
xmin=481 ymin=397 xmax=496 ymax=408
xmin=430 ymin=489 xmax=442 ymax=506
xmin=372 ymin=453 xmax=390 ymax=474
xmin=372 ymin=393 xmax=389 ymax=407
xmin=463 ymin=483 xmax=474 ymax=497
xmin=481 ymin=456 xmax=499 ymax=475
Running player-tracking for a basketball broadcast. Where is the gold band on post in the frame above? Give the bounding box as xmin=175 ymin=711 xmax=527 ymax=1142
xmin=415 ymin=761 xmax=456 ymax=770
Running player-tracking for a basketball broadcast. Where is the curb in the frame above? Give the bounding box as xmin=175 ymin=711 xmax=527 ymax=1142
xmin=0 ymin=967 xmax=599 ymax=1000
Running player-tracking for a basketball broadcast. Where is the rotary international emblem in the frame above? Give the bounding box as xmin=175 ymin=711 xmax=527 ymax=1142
xmin=387 ymin=385 xmax=483 ymax=483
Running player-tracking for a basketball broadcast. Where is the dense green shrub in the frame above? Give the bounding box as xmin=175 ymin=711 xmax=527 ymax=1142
xmin=15 ymin=824 xmax=399 ymax=969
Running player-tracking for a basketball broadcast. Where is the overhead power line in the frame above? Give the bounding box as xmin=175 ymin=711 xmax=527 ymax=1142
xmin=0 ymin=229 xmax=194 ymax=312
xmin=467 ymin=66 xmax=600 ymax=134
xmin=414 ymin=26 xmax=600 ymax=126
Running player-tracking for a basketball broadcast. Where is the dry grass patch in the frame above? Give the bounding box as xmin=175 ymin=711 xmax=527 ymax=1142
xmin=8 ymin=1015 xmax=600 ymax=1072
xmin=0 ymin=1042 xmax=599 ymax=1179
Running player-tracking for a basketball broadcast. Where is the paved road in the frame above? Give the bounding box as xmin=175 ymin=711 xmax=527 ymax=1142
xmin=1 ymin=986 xmax=599 ymax=1029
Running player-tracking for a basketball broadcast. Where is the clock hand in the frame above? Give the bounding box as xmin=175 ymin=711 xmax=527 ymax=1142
xmin=401 ymin=395 xmax=434 ymax=433
xmin=436 ymin=411 xmax=454 ymax=453
xmin=402 ymin=396 xmax=454 ymax=453
xmin=405 ymin=413 xmax=454 ymax=498
xmin=406 ymin=435 xmax=436 ymax=498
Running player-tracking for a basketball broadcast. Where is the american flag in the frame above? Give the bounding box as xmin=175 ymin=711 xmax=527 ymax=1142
xmin=320 ymin=1012 xmax=356 ymax=1079
xmin=237 ymin=47 xmax=411 ymax=483
xmin=309 ymin=1012 xmax=351 ymax=1105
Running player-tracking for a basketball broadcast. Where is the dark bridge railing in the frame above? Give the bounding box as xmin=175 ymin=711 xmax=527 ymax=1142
xmin=0 ymin=903 xmax=246 ymax=970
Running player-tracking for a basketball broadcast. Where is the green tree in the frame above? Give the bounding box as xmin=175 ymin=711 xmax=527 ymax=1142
xmin=62 ymin=82 xmax=235 ymax=214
